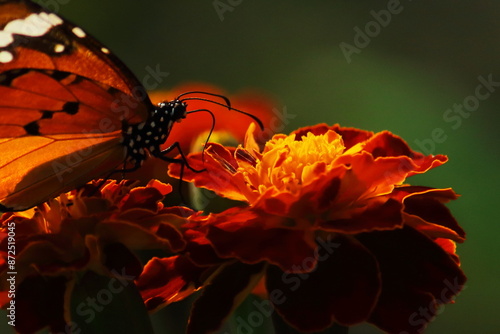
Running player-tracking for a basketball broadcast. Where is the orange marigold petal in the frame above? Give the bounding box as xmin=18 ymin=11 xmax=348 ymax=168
xmin=434 ymin=238 xmax=460 ymax=264
xmin=408 ymin=154 xmax=448 ymax=175
xmin=292 ymin=123 xmax=374 ymax=150
xmin=205 ymin=210 xmax=317 ymax=273
xmin=363 ymin=131 xmax=417 ymax=158
xmin=146 ymin=179 xmax=173 ymax=196
xmin=394 ymin=187 xmax=464 ymax=240
xmin=136 ymin=256 xmax=205 ymax=311
xmin=121 ymin=187 xmax=164 ymax=212
xmin=168 ymin=145 xmax=249 ymax=202
xmin=321 ymin=197 xmax=403 ymax=233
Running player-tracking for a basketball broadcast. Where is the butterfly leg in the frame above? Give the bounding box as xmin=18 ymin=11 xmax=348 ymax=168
xmin=156 ymin=141 xmax=206 ymax=173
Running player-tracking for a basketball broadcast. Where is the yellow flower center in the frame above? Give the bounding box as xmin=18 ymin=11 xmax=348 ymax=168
xmin=241 ymin=130 xmax=345 ymax=197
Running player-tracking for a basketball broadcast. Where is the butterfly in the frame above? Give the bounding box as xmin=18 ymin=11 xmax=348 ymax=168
xmin=0 ymin=0 xmax=262 ymax=211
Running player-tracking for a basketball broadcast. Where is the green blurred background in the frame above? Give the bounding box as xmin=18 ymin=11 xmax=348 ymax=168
xmin=2 ymin=0 xmax=499 ymax=333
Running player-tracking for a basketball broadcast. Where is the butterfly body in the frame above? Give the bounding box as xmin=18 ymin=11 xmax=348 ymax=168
xmin=121 ymin=100 xmax=187 ymax=167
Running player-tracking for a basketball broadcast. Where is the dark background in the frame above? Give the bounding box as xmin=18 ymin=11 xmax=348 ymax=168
xmin=2 ymin=1 xmax=499 ymax=333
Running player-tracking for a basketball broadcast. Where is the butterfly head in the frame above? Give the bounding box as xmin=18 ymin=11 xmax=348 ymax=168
xmin=158 ymin=100 xmax=188 ymax=125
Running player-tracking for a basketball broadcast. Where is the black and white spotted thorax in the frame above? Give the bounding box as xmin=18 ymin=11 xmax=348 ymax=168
xmin=121 ymin=99 xmax=187 ymax=166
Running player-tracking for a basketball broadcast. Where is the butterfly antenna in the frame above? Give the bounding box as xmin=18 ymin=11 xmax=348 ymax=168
xmin=176 ymin=91 xmax=232 ymax=107
xmin=180 ymin=97 xmax=264 ymax=130
xmin=186 ymin=108 xmax=216 ymax=162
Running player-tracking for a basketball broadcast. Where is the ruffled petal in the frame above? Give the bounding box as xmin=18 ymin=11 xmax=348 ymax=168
xmin=136 ymin=256 xmax=206 ymax=311
xmin=357 ymin=226 xmax=466 ymax=333
xmin=320 ymin=197 xmax=403 ymax=233
xmin=205 ymin=209 xmax=317 ymax=272
xmin=168 ymin=144 xmax=250 ymax=202
xmin=393 ymin=186 xmax=465 ymax=242
xmin=266 ymin=234 xmax=380 ymax=331
xmin=292 ymin=124 xmax=374 ymax=150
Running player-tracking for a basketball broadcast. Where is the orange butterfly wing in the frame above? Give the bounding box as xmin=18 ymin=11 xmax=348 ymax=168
xmin=0 ymin=0 xmax=149 ymax=112
xmin=0 ymin=0 xmax=154 ymax=211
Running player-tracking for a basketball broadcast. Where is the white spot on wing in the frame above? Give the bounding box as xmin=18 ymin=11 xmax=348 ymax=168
xmin=0 ymin=31 xmax=14 ymax=48
xmin=0 ymin=51 xmax=14 ymax=63
xmin=101 ymin=47 xmax=110 ymax=54
xmin=0 ymin=12 xmax=63 ymax=49
xmin=4 ymin=13 xmax=58 ymax=37
xmin=47 ymin=13 xmax=63 ymax=25
xmin=72 ymin=27 xmax=86 ymax=38
xmin=54 ymin=44 xmax=65 ymax=53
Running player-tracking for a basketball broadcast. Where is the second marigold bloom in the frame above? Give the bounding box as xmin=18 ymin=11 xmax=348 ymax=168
xmin=0 ymin=179 xmax=184 ymax=334
xmin=169 ymin=123 xmax=466 ymax=333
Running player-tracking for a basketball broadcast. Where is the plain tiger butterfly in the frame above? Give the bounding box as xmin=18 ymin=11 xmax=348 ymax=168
xmin=0 ymin=0 xmax=262 ymax=211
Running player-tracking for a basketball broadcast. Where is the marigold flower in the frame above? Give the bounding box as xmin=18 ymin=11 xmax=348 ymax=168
xmin=0 ymin=179 xmax=185 ymax=334
xmin=168 ymin=123 xmax=466 ymax=333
